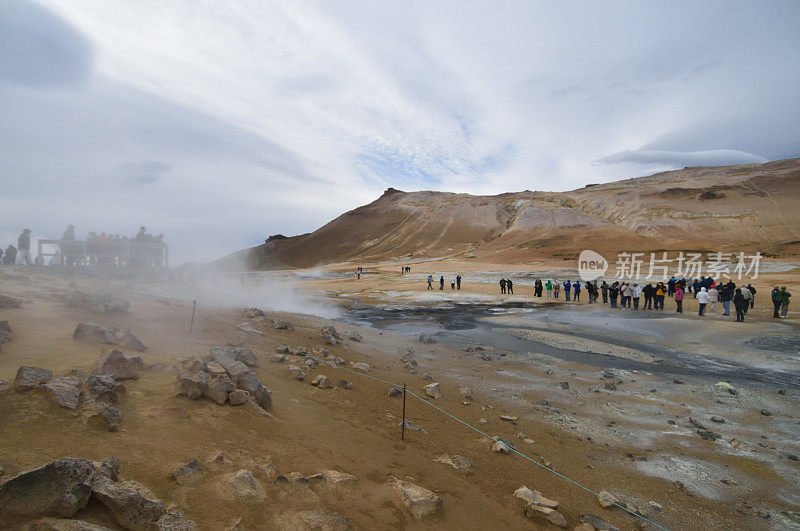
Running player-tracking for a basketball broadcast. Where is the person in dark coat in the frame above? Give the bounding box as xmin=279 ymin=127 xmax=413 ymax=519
xmin=609 ymin=283 xmax=619 ymax=308
xmin=771 ymin=286 xmax=782 ymax=318
xmin=733 ymin=288 xmax=746 ymax=322
xmin=439 ymin=276 xmax=444 ymax=290
xmin=507 ymin=278 xmax=514 ymax=295
xmin=499 ymin=278 xmax=506 ymax=294
xmin=601 ymin=281 xmax=609 ymax=304
xmin=747 ymin=284 xmax=756 ymax=309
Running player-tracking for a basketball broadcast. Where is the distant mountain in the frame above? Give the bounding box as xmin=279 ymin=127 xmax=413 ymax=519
xmin=218 ymin=158 xmax=800 ymax=269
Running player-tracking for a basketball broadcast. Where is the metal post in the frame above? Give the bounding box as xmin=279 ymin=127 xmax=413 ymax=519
xmin=189 ymin=300 xmax=196 ymax=333
xmin=401 ymin=383 xmax=407 ymax=440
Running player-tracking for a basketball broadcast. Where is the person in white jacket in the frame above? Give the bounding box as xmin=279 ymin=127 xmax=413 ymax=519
xmin=708 ymin=286 xmax=719 ymax=311
xmin=633 ymin=283 xmax=642 ymax=309
xmin=697 ymin=287 xmax=709 ymax=316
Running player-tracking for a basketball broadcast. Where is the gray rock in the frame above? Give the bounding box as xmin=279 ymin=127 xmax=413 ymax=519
xmin=697 ymin=429 xmax=721 ymax=441
xmin=558 ymin=381 xmax=570 ymax=390
xmin=401 ymin=419 xmax=427 ymax=434
xmin=287 ymin=365 xmax=306 ymax=380
xmin=226 ymin=469 xmax=266 ymax=500
xmin=206 ymin=361 xmax=227 ymax=376
xmin=338 ymin=380 xmax=353 ymax=390
xmin=434 ymin=454 xmax=473 ymax=471
xmin=204 ymin=374 xmax=235 ymax=405
xmin=347 ymin=331 xmax=363 ymax=342
xmin=321 ymin=325 xmax=341 ymax=345
xmin=710 ymin=416 xmax=726 ymax=424
xmin=298 ymin=510 xmax=353 ymax=529
xmin=235 ymin=371 xmax=272 ymax=410
xmin=21 ymin=517 xmax=113 ymax=530
xmin=424 ymin=382 xmax=441 ymax=399
xmin=388 ymin=387 xmax=402 ymax=397
xmin=64 ymin=291 xmax=129 ymax=314
xmin=81 ymin=401 xmax=123 ymax=431
xmin=170 ymin=459 xmax=201 ymax=484
xmin=270 ymin=354 xmax=286 ymax=363
xmin=180 ymin=357 xmax=207 ymax=373
xmin=91 ymin=475 xmax=164 ymax=530
xmin=72 ymin=323 xmax=114 ymax=346
xmin=14 ymin=366 xmax=53 ymax=391
xmin=92 ymin=349 xmax=143 ymax=380
xmin=311 ymin=375 xmax=331 ymax=389
xmin=86 ymin=374 xmax=125 ymax=403
xmin=603 ymin=368 xmax=617 ymax=379
xmin=418 ymin=333 xmax=437 ymax=344
xmin=210 ymin=347 xmax=250 ymax=378
xmin=514 ymin=486 xmax=558 ymax=508
xmin=761 ymin=409 xmax=772 ymax=416
xmin=228 ymin=389 xmax=249 ymax=406
xmin=0 ymin=294 xmax=22 ymax=308
xmin=524 ymin=504 xmax=567 ymax=527
xmin=321 ymin=469 xmax=358 ymax=486
xmin=175 ymin=372 xmax=210 ymax=400
xmin=274 ymin=319 xmax=294 ymax=331
xmin=44 ymin=377 xmax=82 ymax=411
xmin=0 ymin=457 xmax=95 ymax=517
xmin=154 ymin=509 xmax=197 ymax=530
xmin=581 ymin=513 xmax=620 ymax=531
xmin=232 ymin=348 xmax=257 ymax=367
xmin=114 ymin=329 xmax=147 ymax=352
xmin=0 ymin=320 xmax=11 ymax=344
xmin=389 ymin=476 xmax=442 ymax=520
xmin=604 ymin=382 xmax=617 ymax=391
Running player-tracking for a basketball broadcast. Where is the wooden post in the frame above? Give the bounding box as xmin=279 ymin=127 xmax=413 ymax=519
xmin=401 ymin=383 xmax=407 ymax=440
xmin=189 ymin=300 xmax=196 ymax=333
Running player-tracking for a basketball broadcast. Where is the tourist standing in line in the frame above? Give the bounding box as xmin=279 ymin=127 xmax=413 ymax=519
xmin=456 ymin=275 xmax=462 ymax=290
xmin=633 ymin=282 xmax=642 ymax=309
xmin=675 ymin=283 xmax=684 ymax=313
xmin=697 ymin=287 xmax=709 ymax=315
xmin=564 ymin=280 xmax=572 ymax=301
xmin=708 ymin=285 xmax=719 ymax=312
xmin=778 ymin=286 xmax=791 ymax=318
xmin=601 ymin=281 xmax=608 ymax=304
xmin=439 ymin=276 xmax=444 ymax=290
xmin=654 ymin=282 xmax=666 ymax=310
xmin=772 ymin=286 xmax=782 ymax=318
xmin=573 ymin=280 xmax=581 ymax=301
xmin=719 ymin=285 xmax=732 ymax=316
xmin=740 ymin=285 xmax=752 ymax=316
xmin=553 ymin=280 xmax=560 ymax=299
xmin=609 ymin=282 xmax=619 ymax=308
xmin=16 ymin=229 xmax=33 ymax=265
xmin=545 ymin=279 xmax=552 ymax=299
xmin=733 ymin=288 xmax=746 ymax=322
xmin=747 ymin=284 xmax=756 ymax=309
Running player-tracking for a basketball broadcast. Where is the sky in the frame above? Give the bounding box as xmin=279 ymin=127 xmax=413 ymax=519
xmin=1 ymin=0 xmax=799 ymax=264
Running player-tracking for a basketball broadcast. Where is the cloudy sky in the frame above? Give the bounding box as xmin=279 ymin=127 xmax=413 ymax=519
xmin=1 ymin=0 xmax=798 ymax=263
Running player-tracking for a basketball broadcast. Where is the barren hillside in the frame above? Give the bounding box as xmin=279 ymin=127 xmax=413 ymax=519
xmin=222 ymin=158 xmax=800 ymax=269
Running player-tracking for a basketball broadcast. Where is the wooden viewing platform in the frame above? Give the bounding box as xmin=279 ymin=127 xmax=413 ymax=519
xmin=37 ymin=239 xmax=169 ymax=268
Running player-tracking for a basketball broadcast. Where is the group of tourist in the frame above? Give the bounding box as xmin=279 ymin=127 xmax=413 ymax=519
xmin=427 ymin=274 xmax=463 ymax=290
xmin=1 ymin=229 xmax=33 ymax=265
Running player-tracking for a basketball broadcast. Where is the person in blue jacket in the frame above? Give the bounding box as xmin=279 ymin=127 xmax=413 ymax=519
xmin=564 ymin=280 xmax=571 ymax=301
xmin=573 ymin=280 xmax=581 ymax=301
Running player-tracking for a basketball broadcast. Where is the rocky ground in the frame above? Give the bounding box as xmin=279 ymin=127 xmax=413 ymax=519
xmin=1 ymin=263 xmax=799 ymax=530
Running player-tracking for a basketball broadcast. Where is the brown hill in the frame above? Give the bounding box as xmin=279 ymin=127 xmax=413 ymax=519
xmin=222 ymin=158 xmax=800 ymax=269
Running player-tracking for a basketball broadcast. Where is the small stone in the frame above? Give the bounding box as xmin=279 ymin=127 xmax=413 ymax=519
xmin=581 ymin=513 xmax=620 ymax=531
xmin=514 ymin=486 xmax=558 ymax=508
xmin=778 ymin=389 xmax=786 ymax=395
xmin=274 ymin=319 xmax=294 ymax=331
xmin=492 ymin=440 xmax=511 ymax=454
xmin=418 ymin=333 xmax=437 ymax=344
xmin=311 ymin=375 xmax=331 ymax=389
xmin=673 ymin=378 xmax=685 ymax=384
xmin=388 ymin=388 xmax=402 ymax=397
xmin=347 ymin=331 xmax=363 ymax=342
xmin=170 ymin=459 xmax=201 ymax=484
xmin=524 ymin=504 xmax=567 ymax=528
xmin=322 ymin=469 xmax=358 ymax=486
xmin=389 ymin=476 xmax=442 ymax=519
xmin=787 ymin=454 xmax=799 ymax=462
xmin=710 ymin=416 xmax=725 ymax=424
xmin=697 ymin=429 xmax=721 ymax=441
xmin=604 ymin=382 xmax=617 ymax=391
xmin=270 ymin=354 xmax=286 ymax=363
xmin=460 ymin=388 xmax=473 ymax=400
xmin=298 ymin=510 xmax=353 ymax=530
xmin=597 ymin=490 xmax=619 ymax=508
xmin=287 ymin=365 xmax=306 ymax=380
xmin=760 ymin=409 xmax=772 ymax=416
xmin=400 ymin=419 xmax=427 ymax=434
xmin=424 ymin=382 xmax=441 ymax=399
xmin=349 ymin=362 xmax=370 ymax=372
xmin=338 ymin=380 xmax=353 ymax=390
xmin=500 ymin=415 xmax=518 ymax=422
xmin=603 ymin=368 xmax=616 ymax=379
xmin=434 ymin=454 xmax=473 ymax=471
xmin=226 ymin=469 xmax=266 ymax=500
xmin=558 ymin=381 xmax=569 ymax=390
xmin=477 ymin=418 xmax=488 ymax=424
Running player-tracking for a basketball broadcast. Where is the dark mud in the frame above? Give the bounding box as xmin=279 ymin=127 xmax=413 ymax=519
xmin=346 ymin=302 xmax=800 ymax=390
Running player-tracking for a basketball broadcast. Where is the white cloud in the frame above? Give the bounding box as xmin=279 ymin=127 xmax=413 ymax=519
xmin=1 ymin=0 xmax=798 ymax=262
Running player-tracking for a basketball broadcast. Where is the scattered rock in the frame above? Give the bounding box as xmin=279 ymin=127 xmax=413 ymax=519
xmin=226 ymin=469 xmax=266 ymax=500
xmin=232 ymin=348 xmax=258 ymax=367
xmin=434 ymin=454 xmax=473 ymax=471
xmin=64 ymin=291 xmax=129 ymax=314
xmin=311 ymin=375 xmax=332 ymax=389
xmin=714 ymin=381 xmax=738 ymax=395
xmin=81 ymin=401 xmax=123 ymax=431
xmin=338 ymin=380 xmax=353 ymax=390
xmin=697 ymin=429 xmax=722 ymax=441
xmin=347 ymin=331 xmax=362 ymax=342
xmin=558 ymin=381 xmax=570 ymax=390
xmin=43 ymin=377 xmax=82 ymax=411
xmin=710 ymin=416 xmax=726 ymax=424
xmin=597 ymin=490 xmax=620 ymax=508
xmin=175 ymin=372 xmax=211 ymax=400
xmin=604 ymin=382 xmax=617 ymax=391
xmin=170 ymin=459 xmax=201 ymax=484
xmin=270 ymin=354 xmax=286 ymax=363
xmin=761 ymin=409 xmax=772 ymax=416
xmin=388 ymin=387 xmax=402 ymax=397
xmin=234 ymin=371 xmax=272 ymax=411
xmin=154 ymin=509 xmax=197 ymax=530
xmin=93 ymin=349 xmax=144 ymax=380
xmin=524 ymin=503 xmax=567 ymax=528
xmin=274 ymin=319 xmax=294 ymax=331
xmin=86 ymin=374 xmax=125 ymax=403
xmin=298 ymin=510 xmax=353 ymax=530
xmin=349 ymin=362 xmax=370 ymax=372
xmin=244 ymin=307 xmax=264 ymax=319
xmin=210 ymin=347 xmax=250 ymax=378
xmin=321 ymin=469 xmax=358 ymax=486
xmin=460 ymin=388 xmax=473 ymax=400
xmin=206 ymin=361 xmax=227 ymax=375
xmin=205 ymin=374 xmax=235 ymax=405
xmin=91 ymin=475 xmax=164 ymax=530
xmin=514 ymin=486 xmax=558 ymax=508
xmin=418 ymin=333 xmax=436 ymax=344
xmin=228 ymin=389 xmax=249 ymax=406
xmin=581 ymin=513 xmax=620 ymax=531
xmin=0 ymin=294 xmax=22 ymax=308
xmin=389 ymin=476 xmax=442 ymax=520
xmin=14 ymin=366 xmax=53 ymax=391
xmin=492 ymin=440 xmax=511 ymax=454
xmin=0 ymin=457 xmax=95 ymax=517
xmin=320 ymin=325 xmax=341 ymax=345
xmin=500 ymin=415 xmax=518 ymax=422
xmin=401 ymin=419 xmax=427 ymax=434
xmin=287 ymin=365 xmax=306 ymax=380
xmin=603 ymin=368 xmax=616 ymax=379
xmin=787 ymin=454 xmax=799 ymax=462
xmin=424 ymin=382 xmax=441 ymax=399
xmin=673 ymin=378 xmax=685 ymax=384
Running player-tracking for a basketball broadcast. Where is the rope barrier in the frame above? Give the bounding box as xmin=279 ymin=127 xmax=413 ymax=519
xmin=142 ymin=289 xmax=669 ymax=529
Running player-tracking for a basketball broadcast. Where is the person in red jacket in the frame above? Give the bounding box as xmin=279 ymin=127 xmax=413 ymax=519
xmin=674 ymin=284 xmax=684 ymax=313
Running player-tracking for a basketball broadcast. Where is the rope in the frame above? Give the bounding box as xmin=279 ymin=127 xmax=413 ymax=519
xmin=140 ymin=288 xmax=669 ymax=529
xmin=404 ymin=390 xmax=669 ymax=530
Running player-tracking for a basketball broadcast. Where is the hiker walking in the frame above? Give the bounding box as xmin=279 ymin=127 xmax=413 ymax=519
xmin=772 ymin=286 xmax=782 ymax=318
xmin=439 ymin=276 xmax=444 ymax=290
xmin=747 ymin=284 xmax=756 ymax=309
xmin=740 ymin=285 xmax=752 ymax=315
xmin=17 ymin=229 xmax=32 ymax=265
xmin=499 ymin=278 xmax=507 ymax=294
xmin=456 ymin=275 xmax=462 ymax=290
xmin=719 ymin=285 xmax=732 ymax=316
xmin=708 ymin=285 xmax=719 ymax=312
xmin=507 ymin=278 xmax=514 ymax=294
xmin=427 ymin=275 xmax=433 ymax=290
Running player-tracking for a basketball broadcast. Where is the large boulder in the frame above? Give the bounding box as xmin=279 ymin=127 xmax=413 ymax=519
xmin=14 ymin=366 xmax=53 ymax=391
xmin=0 ymin=294 xmax=22 ymax=308
xmin=92 ymin=350 xmax=143 ymax=380
xmin=0 ymin=320 xmax=11 ymax=344
xmin=81 ymin=401 xmax=123 ymax=431
xmin=91 ymin=476 xmax=164 ymax=530
xmin=0 ymin=458 xmax=95 ymax=518
xmin=320 ymin=325 xmax=342 ymax=345
xmin=204 ymin=374 xmax=235 ymax=405
xmin=43 ymin=377 xmax=82 ymax=411
xmin=72 ymin=323 xmax=116 ymax=345
xmin=86 ymin=375 xmax=125 ymax=403
xmin=389 ymin=476 xmax=442 ymax=520
xmin=175 ymin=372 xmax=211 ymax=400
xmin=235 ymin=371 xmax=272 ymax=410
